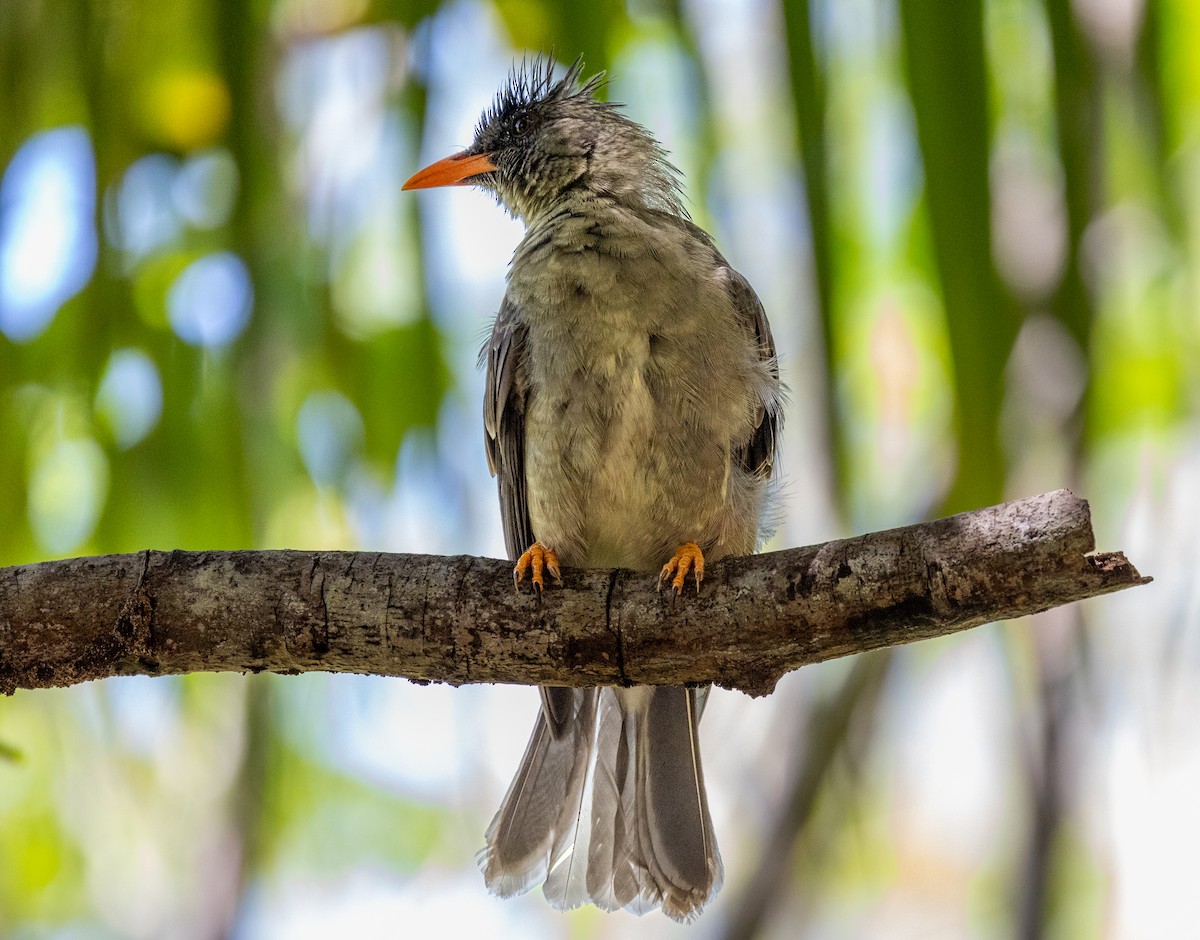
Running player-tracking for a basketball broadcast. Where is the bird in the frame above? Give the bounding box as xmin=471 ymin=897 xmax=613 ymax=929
xmin=403 ymin=55 xmax=782 ymax=922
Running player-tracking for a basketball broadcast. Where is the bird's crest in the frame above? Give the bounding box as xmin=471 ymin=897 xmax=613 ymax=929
xmin=477 ymin=54 xmax=609 ymax=138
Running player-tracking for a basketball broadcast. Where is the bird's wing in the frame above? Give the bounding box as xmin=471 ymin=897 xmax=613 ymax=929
xmin=719 ymin=263 xmax=781 ymax=480
xmin=666 ymin=213 xmax=781 ymax=479
xmin=485 ymin=297 xmax=578 ymax=739
xmin=483 ymin=295 xmax=534 ymax=561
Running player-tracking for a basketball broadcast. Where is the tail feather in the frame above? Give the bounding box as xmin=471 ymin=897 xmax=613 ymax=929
xmin=581 ymin=690 xmax=622 ymax=908
xmin=634 ymin=686 xmax=723 ymax=922
xmin=542 ymin=690 xmax=599 ymax=909
xmin=481 ymin=685 xmax=722 ymax=922
xmin=481 ymin=689 xmax=597 ymax=899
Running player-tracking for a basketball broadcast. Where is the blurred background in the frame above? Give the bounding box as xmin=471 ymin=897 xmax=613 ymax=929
xmin=0 ymin=0 xmax=1195 ymax=936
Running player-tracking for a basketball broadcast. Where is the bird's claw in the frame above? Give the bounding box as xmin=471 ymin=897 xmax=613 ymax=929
xmin=659 ymin=542 xmax=705 ymax=596
xmin=514 ymin=541 xmax=561 ymax=593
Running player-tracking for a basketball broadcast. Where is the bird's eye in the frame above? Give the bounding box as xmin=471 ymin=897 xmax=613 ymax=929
xmin=512 ymin=115 xmax=526 ymax=135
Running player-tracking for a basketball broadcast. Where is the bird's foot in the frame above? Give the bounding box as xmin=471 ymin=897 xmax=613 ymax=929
xmin=513 ymin=541 xmax=561 ymax=593
xmin=659 ymin=542 xmax=705 ymax=595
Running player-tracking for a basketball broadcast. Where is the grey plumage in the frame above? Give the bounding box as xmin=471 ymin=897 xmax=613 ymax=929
xmin=407 ymin=55 xmax=781 ymax=922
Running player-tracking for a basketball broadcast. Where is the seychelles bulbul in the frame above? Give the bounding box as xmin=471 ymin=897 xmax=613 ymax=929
xmin=404 ymin=56 xmax=782 ymax=922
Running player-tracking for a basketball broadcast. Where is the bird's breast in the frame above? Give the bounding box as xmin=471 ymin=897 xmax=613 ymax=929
xmin=511 ymin=250 xmax=752 ymax=570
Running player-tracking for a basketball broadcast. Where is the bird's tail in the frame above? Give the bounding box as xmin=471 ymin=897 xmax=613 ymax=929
xmin=480 ymin=685 xmax=723 ymax=922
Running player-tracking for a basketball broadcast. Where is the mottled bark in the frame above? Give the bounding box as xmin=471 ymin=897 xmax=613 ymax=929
xmin=0 ymin=490 xmax=1149 ymax=697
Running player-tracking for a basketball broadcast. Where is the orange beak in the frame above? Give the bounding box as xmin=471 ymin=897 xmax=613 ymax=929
xmin=402 ymin=151 xmax=498 ymax=190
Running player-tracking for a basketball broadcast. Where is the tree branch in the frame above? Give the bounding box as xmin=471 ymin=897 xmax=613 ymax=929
xmin=0 ymin=489 xmax=1149 ymax=697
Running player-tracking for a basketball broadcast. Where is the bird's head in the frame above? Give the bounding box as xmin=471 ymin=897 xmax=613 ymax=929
xmin=403 ymin=56 xmax=683 ymax=221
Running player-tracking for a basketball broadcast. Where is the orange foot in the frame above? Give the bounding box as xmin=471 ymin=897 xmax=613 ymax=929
xmin=659 ymin=542 xmax=705 ymax=595
xmin=513 ymin=541 xmax=561 ymax=593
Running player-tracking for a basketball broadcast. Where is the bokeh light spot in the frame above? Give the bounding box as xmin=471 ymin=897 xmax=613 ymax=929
xmin=173 ymin=149 xmax=239 ymax=230
xmin=96 ymin=349 xmax=164 ymax=449
xmin=297 ymin=390 xmax=365 ymax=486
xmin=0 ymin=127 xmax=97 ymax=341
xmin=142 ymin=70 xmax=231 ymax=151
xmin=28 ymin=437 xmax=109 ymax=554
xmin=166 ymin=251 xmax=253 ymax=347
xmin=110 ymin=153 xmax=181 ymax=261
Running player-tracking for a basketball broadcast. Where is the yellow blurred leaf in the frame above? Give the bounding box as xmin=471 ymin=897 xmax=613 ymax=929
xmin=141 ymin=70 xmax=231 ymax=151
